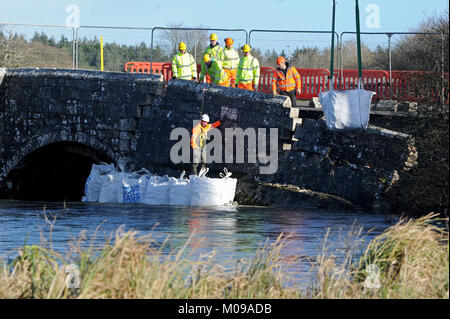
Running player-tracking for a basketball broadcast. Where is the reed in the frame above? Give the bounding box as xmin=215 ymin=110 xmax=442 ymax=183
xmin=0 ymin=214 xmax=447 ymax=299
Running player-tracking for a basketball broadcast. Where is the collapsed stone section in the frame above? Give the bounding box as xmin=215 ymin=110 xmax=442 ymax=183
xmin=264 ymin=118 xmax=417 ymax=210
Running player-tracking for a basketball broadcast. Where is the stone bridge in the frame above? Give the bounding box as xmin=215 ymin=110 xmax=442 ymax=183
xmin=0 ymin=68 xmax=416 ymax=210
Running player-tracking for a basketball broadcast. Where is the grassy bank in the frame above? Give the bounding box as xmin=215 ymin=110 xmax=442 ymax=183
xmin=0 ymin=214 xmax=447 ymax=299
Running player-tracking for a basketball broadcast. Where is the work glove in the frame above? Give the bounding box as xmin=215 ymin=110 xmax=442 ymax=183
xmin=296 ymin=88 xmax=301 ymax=95
xmin=272 ymin=91 xmax=277 ymax=98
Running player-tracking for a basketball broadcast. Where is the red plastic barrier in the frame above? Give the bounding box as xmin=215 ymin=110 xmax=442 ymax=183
xmin=388 ymin=70 xmax=449 ymax=104
xmin=333 ymin=69 xmax=389 ymax=101
xmin=125 ymin=62 xmax=448 ymax=104
xmin=258 ymin=67 xmax=275 ymax=93
xmin=296 ymin=68 xmax=330 ymax=100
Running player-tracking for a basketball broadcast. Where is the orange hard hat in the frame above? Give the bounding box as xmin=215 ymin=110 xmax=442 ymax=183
xmin=225 ymin=38 xmax=233 ymax=45
xmin=277 ymin=56 xmax=286 ymax=65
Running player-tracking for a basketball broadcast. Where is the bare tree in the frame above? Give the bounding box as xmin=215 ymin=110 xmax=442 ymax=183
xmin=0 ymin=27 xmax=25 ymax=68
xmin=159 ymin=22 xmax=209 ymax=63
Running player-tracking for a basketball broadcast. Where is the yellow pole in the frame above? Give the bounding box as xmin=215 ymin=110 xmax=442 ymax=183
xmin=100 ymin=36 xmax=104 ymax=71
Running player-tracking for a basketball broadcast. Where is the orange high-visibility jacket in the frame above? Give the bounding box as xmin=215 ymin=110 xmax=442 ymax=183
xmin=271 ymin=66 xmax=301 ymax=93
xmin=191 ymin=121 xmax=221 ymax=149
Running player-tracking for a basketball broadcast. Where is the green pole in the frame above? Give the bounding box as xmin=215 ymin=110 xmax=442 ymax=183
xmin=329 ymin=0 xmax=336 ymax=80
xmin=355 ymin=0 xmax=363 ymax=80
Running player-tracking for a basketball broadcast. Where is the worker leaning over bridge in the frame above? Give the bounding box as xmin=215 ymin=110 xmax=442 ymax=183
xmin=172 ymin=42 xmax=197 ymax=81
xmin=191 ymin=114 xmax=221 ymax=176
xmin=222 ymin=38 xmax=240 ymax=87
xmin=199 ymin=54 xmax=229 ymax=86
xmin=236 ymin=44 xmax=260 ymax=91
xmin=272 ymin=56 xmax=301 ymax=107
xmin=201 ymin=33 xmax=225 ymax=83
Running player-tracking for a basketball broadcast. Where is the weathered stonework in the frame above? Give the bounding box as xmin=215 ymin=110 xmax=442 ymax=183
xmin=0 ymin=67 xmax=417 ymax=210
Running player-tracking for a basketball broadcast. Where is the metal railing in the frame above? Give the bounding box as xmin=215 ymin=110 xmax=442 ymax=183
xmin=339 ymin=31 xmax=445 ymax=103
xmin=0 ymin=22 xmax=76 ymax=68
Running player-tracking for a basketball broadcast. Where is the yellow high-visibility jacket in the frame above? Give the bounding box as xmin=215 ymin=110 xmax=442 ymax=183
xmin=236 ymin=54 xmax=260 ymax=85
xmin=199 ymin=59 xmax=228 ymax=84
xmin=172 ymin=52 xmax=197 ymax=80
xmin=200 ymin=44 xmax=224 ymax=78
xmin=222 ymin=47 xmax=240 ymax=70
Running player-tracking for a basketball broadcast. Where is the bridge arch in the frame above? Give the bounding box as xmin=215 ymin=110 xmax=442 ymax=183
xmin=4 ymin=133 xmax=117 ymax=201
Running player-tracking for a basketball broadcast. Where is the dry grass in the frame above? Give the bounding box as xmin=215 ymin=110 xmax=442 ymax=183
xmin=307 ymin=213 xmax=449 ymax=299
xmin=0 ymin=214 xmax=447 ymax=299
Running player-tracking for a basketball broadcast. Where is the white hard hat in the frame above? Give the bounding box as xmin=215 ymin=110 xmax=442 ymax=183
xmin=201 ymin=114 xmax=210 ymax=122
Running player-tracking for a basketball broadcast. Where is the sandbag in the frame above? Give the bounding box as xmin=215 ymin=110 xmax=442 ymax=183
xmin=143 ymin=175 xmax=170 ymax=205
xmin=118 ymin=171 xmax=150 ymax=204
xmin=168 ymin=171 xmax=192 ymax=206
xmin=83 ymin=163 xmax=115 ymax=202
xmin=319 ymin=87 xmax=375 ymax=130
xmin=220 ymin=170 xmax=237 ymax=205
xmin=190 ymin=176 xmax=225 ymax=206
xmin=99 ymin=172 xmax=125 ymax=203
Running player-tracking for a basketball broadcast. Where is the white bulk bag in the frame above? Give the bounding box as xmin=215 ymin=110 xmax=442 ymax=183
xmin=118 ymin=171 xmax=150 ymax=204
xmin=219 ymin=169 xmax=237 ymax=205
xmin=98 ymin=171 xmax=126 ymax=203
xmin=190 ymin=175 xmax=225 ymax=206
xmin=319 ymin=82 xmax=375 ymax=130
xmin=84 ymin=163 xmax=115 ymax=202
xmin=143 ymin=175 xmax=170 ymax=205
xmin=169 ymin=171 xmax=192 ymax=206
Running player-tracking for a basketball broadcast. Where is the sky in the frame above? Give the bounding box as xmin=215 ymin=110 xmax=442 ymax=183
xmin=0 ymin=0 xmax=448 ymax=51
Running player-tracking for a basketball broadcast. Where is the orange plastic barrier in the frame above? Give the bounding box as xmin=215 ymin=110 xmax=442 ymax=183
xmin=124 ymin=62 xmax=166 ymax=75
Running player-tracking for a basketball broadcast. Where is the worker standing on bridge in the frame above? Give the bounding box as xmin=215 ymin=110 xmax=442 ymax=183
xmin=172 ymin=42 xmax=197 ymax=81
xmin=272 ymin=56 xmax=301 ymax=107
xmin=200 ymin=33 xmax=224 ymax=83
xmin=236 ymin=44 xmax=260 ymax=91
xmin=199 ymin=54 xmax=229 ymax=86
xmin=191 ymin=114 xmax=221 ymax=176
xmin=222 ymin=38 xmax=240 ymax=87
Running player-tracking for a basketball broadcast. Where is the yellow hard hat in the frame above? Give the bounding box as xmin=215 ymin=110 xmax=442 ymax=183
xmin=178 ymin=42 xmax=187 ymax=50
xmin=203 ymin=54 xmax=211 ymax=63
xmin=241 ymin=44 xmax=251 ymax=52
xmin=210 ymin=33 xmax=218 ymax=41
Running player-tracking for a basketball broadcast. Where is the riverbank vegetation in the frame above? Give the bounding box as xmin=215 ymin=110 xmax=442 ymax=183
xmin=0 ymin=213 xmax=447 ymax=299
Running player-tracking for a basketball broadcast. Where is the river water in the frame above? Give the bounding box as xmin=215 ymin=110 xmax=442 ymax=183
xmin=0 ymin=200 xmax=398 ymax=284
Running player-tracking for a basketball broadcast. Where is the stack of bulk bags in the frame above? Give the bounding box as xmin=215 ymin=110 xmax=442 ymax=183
xmin=83 ymin=163 xmax=116 ymax=202
xmin=168 ymin=171 xmax=192 ymax=206
xmin=83 ymin=164 xmax=237 ymax=206
xmin=142 ymin=175 xmax=170 ymax=205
